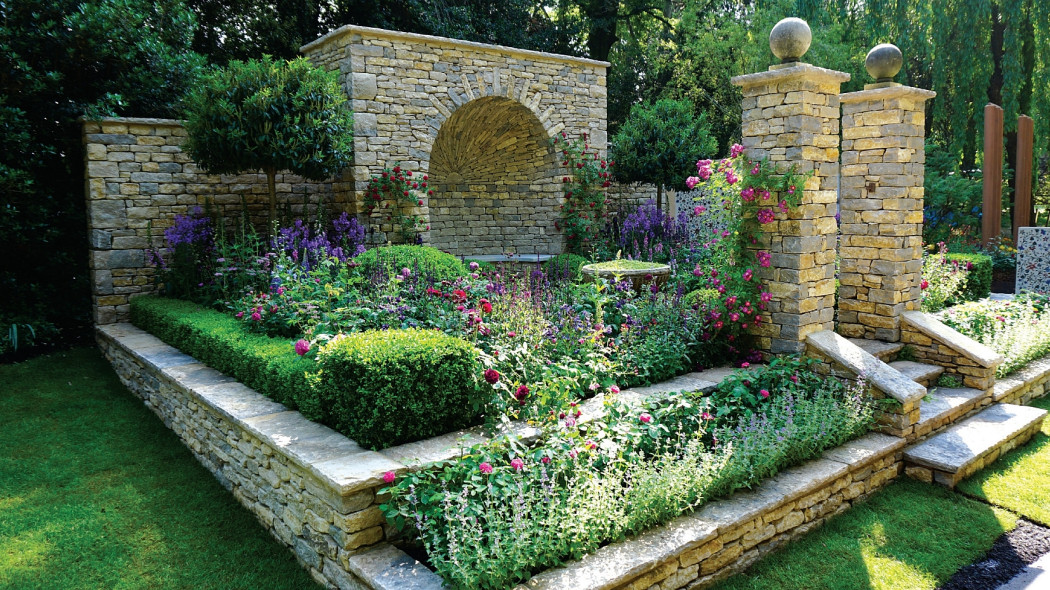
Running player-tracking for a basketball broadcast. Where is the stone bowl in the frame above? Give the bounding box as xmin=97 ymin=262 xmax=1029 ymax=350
xmin=580 ymin=261 xmax=671 ymax=291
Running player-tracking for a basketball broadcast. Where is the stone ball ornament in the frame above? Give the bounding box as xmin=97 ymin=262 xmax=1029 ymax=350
xmin=865 ymin=43 xmax=903 ymax=82
xmin=769 ymin=17 xmax=812 ymax=62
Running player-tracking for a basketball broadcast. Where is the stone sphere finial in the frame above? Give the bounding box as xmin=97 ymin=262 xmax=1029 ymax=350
xmin=865 ymin=43 xmax=903 ymax=82
xmin=769 ymin=18 xmax=812 ymax=63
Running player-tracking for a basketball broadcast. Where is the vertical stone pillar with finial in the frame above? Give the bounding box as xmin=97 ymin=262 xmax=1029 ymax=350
xmin=837 ymin=44 xmax=935 ymax=342
xmin=731 ymin=18 xmax=850 ymax=354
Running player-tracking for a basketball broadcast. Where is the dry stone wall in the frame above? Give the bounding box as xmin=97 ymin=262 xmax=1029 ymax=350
xmin=300 ymin=25 xmax=609 ymax=254
xmin=83 ymin=118 xmax=335 ymax=324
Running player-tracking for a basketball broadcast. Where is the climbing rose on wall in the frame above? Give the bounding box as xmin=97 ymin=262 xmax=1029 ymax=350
xmin=552 ymin=133 xmax=613 ymax=255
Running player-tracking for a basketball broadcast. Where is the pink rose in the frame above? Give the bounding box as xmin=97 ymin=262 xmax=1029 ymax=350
xmin=479 ymin=462 xmax=493 ymax=474
xmin=510 ymin=458 xmax=525 ymax=471
xmin=639 ymin=413 xmax=652 ymax=423
xmin=686 ymin=176 xmax=700 ymax=189
xmin=760 ymin=389 xmax=770 ymax=399
xmin=294 ymin=339 xmax=310 ymax=356
xmin=382 ymin=471 xmax=396 ymax=484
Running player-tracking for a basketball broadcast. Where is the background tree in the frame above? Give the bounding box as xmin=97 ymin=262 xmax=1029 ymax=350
xmin=182 ymin=56 xmax=355 ymax=229
xmin=611 ymin=98 xmax=717 ymax=210
xmin=0 ymin=0 xmax=204 ymax=351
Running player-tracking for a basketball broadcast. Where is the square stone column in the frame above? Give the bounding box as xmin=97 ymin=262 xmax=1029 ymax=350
xmin=838 ymin=85 xmax=936 ymax=341
xmin=731 ymin=64 xmax=850 ymax=354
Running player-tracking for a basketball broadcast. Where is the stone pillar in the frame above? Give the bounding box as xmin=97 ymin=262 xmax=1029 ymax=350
xmin=730 ymin=17 xmax=849 ymax=354
xmin=838 ymin=44 xmax=935 ymax=341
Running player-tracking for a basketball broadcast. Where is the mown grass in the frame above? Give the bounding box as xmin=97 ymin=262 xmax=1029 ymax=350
xmin=957 ymin=396 xmax=1050 ymax=525
xmin=713 ymin=479 xmax=1017 ymax=590
xmin=0 ymin=347 xmax=320 ymax=590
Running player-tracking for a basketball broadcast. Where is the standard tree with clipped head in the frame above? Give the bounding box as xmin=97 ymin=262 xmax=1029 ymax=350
xmin=611 ymin=98 xmax=717 ymax=211
xmin=183 ymin=56 xmax=354 ymax=230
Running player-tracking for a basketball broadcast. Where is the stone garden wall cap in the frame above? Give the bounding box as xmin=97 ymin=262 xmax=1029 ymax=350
xmin=866 ymin=43 xmax=903 ymax=82
xmin=769 ymin=17 xmax=812 ymax=62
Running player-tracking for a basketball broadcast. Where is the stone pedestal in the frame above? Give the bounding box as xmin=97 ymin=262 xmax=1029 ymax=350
xmin=838 ymin=85 xmax=935 ymax=341
xmin=731 ymin=64 xmax=850 ymax=354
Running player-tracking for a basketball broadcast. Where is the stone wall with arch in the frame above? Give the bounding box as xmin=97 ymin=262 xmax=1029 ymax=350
xmin=301 ymin=25 xmax=609 ymax=255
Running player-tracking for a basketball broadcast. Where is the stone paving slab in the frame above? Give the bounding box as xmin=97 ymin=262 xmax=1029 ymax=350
xmin=905 ymin=404 xmax=1047 ymax=473
xmin=889 ymin=360 xmax=945 ymax=385
xmin=345 ymin=545 xmax=445 ymax=590
xmin=162 ymin=362 xmax=238 ymax=389
xmin=848 ymin=338 xmax=904 ymax=362
xmin=916 ymin=387 xmax=988 ymax=430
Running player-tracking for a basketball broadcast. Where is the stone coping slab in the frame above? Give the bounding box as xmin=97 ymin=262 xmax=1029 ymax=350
xmin=994 ymin=355 xmax=1050 ymax=402
xmin=904 ymin=404 xmax=1047 ymax=473
xmin=730 ymin=63 xmax=851 ymax=87
xmin=300 ymin=24 xmax=611 ymax=68
xmin=807 ymin=330 xmax=926 ymax=405
xmin=889 ymin=360 xmax=945 ymax=384
xmin=839 ymin=85 xmax=937 ymax=104
xmin=902 ymin=311 xmax=1005 ymax=369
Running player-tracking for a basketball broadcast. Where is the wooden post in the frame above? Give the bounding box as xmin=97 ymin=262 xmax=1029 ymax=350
xmin=982 ymin=103 xmax=1004 ymax=246
xmin=1014 ymin=115 xmax=1034 ymax=243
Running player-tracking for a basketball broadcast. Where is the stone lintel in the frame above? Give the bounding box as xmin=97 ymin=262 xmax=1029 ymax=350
xmin=731 ymin=63 xmax=850 ymax=88
xmin=80 ymin=116 xmax=185 ymax=126
xmin=840 ymin=85 xmax=936 ymax=105
xmin=300 ymin=24 xmax=611 ymax=69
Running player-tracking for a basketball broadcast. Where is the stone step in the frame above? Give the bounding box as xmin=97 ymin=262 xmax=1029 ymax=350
xmin=888 ymin=360 xmax=945 ymax=387
xmin=913 ymin=386 xmax=990 ymax=440
xmin=847 ymin=338 xmax=904 ymax=362
xmin=904 ymin=403 xmax=1047 ymax=488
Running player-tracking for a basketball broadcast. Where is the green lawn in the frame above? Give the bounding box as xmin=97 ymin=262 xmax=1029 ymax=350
xmin=713 ymin=479 xmax=1017 ymax=590
xmin=0 ymin=347 xmax=320 ymax=590
xmin=957 ymin=396 xmax=1050 ymax=525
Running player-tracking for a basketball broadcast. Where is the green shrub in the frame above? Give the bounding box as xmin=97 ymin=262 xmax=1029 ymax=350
xmin=685 ymin=288 xmax=720 ymax=308
xmin=354 ymin=245 xmax=466 ymax=282
xmin=129 ymin=296 xmax=318 ymax=414
xmin=946 ymin=253 xmax=992 ymax=302
xmin=313 ymin=329 xmax=482 ymax=449
xmin=542 ymin=253 xmax=588 ymax=280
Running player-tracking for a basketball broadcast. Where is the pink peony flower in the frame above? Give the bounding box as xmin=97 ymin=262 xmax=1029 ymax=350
xmin=514 ymin=384 xmax=529 ymax=401
xmin=479 ymin=462 xmax=493 ymax=474
xmin=484 ymin=369 xmax=500 ymax=384
xmin=730 ymin=144 xmax=745 ymax=157
xmin=725 ymin=170 xmax=739 ymax=185
xmin=250 ymin=312 xmax=262 ymax=322
xmin=235 ymin=311 xmax=244 ymax=319
xmin=686 ymin=176 xmax=701 ymax=189
xmin=382 ymin=471 xmax=396 ymax=484
xmin=760 ymin=389 xmax=770 ymax=399
xmin=510 ymin=458 xmax=525 ymax=471
xmin=294 ymin=339 xmax=310 ymax=356
xmin=469 ymin=261 xmax=479 ymax=271
xmin=639 ymin=412 xmax=652 ymax=423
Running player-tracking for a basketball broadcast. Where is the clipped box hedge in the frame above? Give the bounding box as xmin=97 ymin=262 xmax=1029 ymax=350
xmin=130 ymin=296 xmax=482 ymax=449
xmin=947 ymin=252 xmax=992 ymax=302
xmin=313 ymin=329 xmax=482 ymax=449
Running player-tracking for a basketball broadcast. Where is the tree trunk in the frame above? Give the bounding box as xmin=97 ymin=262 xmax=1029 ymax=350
xmin=266 ymin=167 xmax=277 ymax=234
xmin=656 ymin=184 xmax=663 ymax=212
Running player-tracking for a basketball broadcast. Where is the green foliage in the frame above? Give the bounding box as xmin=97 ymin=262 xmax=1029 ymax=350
xmin=945 ymin=253 xmax=992 ymax=301
xmin=542 ymin=253 xmax=588 ymax=280
xmin=129 ymin=296 xmax=317 ymax=411
xmin=183 ymin=55 xmax=354 ymax=226
xmin=0 ymin=0 xmax=204 ymax=346
xmin=312 ymin=329 xmax=482 ymax=449
xmin=353 ymin=245 xmax=467 ymax=282
xmin=381 ymin=374 xmax=873 ymax=590
xmin=684 ymin=288 xmax=721 ymax=308
xmin=611 ymin=98 xmax=717 ymax=202
xmin=941 ymin=293 xmax=1050 ymax=376
xmin=552 ymin=134 xmax=613 ymax=254
xmin=923 ymin=141 xmax=983 ymax=244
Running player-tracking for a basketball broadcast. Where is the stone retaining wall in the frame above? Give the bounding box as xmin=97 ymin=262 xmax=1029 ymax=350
xmin=995 ymin=356 xmax=1050 ymax=405
xmin=83 ymin=117 xmax=335 ymax=324
xmin=97 ymin=323 xmax=399 ymax=589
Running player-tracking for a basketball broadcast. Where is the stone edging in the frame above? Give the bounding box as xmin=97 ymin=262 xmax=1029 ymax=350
xmin=300 ymin=24 xmax=610 ymax=68
xmin=995 ymin=355 xmax=1050 ymax=405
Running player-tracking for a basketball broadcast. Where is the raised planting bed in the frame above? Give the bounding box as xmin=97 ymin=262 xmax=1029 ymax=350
xmin=581 ymin=260 xmax=671 ymax=291
xmin=100 ymin=318 xmax=895 ymax=590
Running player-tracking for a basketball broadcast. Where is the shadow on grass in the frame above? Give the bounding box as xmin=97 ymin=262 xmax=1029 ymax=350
xmin=711 ymin=479 xmax=1017 ymax=590
xmin=0 ymin=347 xmax=322 ymax=590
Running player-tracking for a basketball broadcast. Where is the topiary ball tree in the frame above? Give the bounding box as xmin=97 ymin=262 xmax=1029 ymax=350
xmin=183 ymin=56 xmax=354 ymax=231
xmin=611 ymin=98 xmax=717 ymax=211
